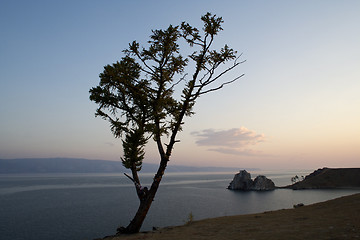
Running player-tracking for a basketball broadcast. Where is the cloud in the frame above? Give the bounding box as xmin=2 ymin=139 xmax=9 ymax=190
xmin=192 ymin=127 xmax=265 ymax=147
xmin=191 ymin=127 xmax=265 ymax=156
xmin=208 ymin=148 xmax=262 ymax=156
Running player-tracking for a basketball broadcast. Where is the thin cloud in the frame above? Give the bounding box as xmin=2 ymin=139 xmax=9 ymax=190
xmin=209 ymin=148 xmax=262 ymax=156
xmin=192 ymin=127 xmax=265 ymax=147
xmin=192 ymin=127 xmax=266 ymax=156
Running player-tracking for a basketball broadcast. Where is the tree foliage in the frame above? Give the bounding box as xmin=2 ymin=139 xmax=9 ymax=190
xmin=89 ymin=12 xmax=244 ymax=234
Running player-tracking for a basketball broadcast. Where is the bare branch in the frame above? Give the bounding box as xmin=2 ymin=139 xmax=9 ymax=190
xmin=132 ymin=48 xmax=157 ymax=76
xmin=169 ymin=73 xmax=188 ymax=90
xmin=234 ymin=52 xmax=245 ymax=64
xmin=203 ymin=60 xmax=242 ymax=87
xmin=189 ymin=55 xmax=244 ymax=102
xmin=195 ymin=69 xmax=211 ymax=87
xmin=192 ymin=73 xmax=244 ymax=98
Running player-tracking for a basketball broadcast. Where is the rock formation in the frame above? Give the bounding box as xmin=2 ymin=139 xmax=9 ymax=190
xmin=252 ymin=175 xmax=275 ymax=191
xmin=228 ymin=170 xmax=275 ymax=191
xmin=227 ymin=170 xmax=253 ymax=190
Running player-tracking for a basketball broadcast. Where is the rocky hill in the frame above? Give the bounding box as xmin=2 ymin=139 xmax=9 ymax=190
xmin=287 ymin=168 xmax=360 ymax=189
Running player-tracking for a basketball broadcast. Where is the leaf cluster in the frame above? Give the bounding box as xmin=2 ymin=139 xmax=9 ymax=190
xmin=89 ymin=56 xmax=151 ymax=137
xmin=121 ymin=129 xmax=147 ymax=171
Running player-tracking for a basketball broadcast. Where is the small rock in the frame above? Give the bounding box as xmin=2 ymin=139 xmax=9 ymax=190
xmin=293 ymin=203 xmax=305 ymax=208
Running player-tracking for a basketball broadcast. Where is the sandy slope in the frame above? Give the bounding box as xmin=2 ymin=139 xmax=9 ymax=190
xmin=100 ymin=193 xmax=360 ymax=240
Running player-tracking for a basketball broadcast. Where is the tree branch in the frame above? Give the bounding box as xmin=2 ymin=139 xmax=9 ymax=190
xmin=191 ymin=57 xmax=246 ymax=100
xmin=131 ymin=47 xmax=157 ymax=76
xmin=193 ymin=73 xmax=244 ymax=97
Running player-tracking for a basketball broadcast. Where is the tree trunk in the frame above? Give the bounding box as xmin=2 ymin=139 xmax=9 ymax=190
xmin=118 ymin=87 xmax=192 ymax=234
xmin=118 ymin=158 xmax=167 ymax=234
xmin=118 ymin=194 xmax=154 ymax=234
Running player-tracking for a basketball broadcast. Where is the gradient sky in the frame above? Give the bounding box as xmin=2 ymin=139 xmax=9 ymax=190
xmin=1 ymin=1 xmax=359 ymax=170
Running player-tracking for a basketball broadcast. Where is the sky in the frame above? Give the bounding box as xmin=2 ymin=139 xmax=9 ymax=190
xmin=1 ymin=1 xmax=359 ymax=170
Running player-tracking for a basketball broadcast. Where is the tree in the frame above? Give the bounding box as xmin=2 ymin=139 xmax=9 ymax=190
xmin=291 ymin=175 xmax=303 ymax=184
xmin=89 ymin=12 xmax=244 ymax=234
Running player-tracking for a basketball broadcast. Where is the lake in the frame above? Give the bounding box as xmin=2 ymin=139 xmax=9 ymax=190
xmin=1 ymin=170 xmax=359 ymax=240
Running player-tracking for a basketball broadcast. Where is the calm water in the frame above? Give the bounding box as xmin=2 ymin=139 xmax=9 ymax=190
xmin=1 ymin=170 xmax=359 ymax=240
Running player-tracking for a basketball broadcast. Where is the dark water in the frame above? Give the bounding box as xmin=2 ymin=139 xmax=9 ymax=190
xmin=1 ymin=171 xmax=359 ymax=240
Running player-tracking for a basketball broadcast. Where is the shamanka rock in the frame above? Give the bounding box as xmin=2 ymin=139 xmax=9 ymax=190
xmin=228 ymin=170 xmax=275 ymax=191
xmin=227 ymin=169 xmax=253 ymax=190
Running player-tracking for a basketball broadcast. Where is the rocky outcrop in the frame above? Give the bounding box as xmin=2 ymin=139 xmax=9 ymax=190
xmin=228 ymin=170 xmax=275 ymax=191
xmin=227 ymin=170 xmax=253 ymax=190
xmin=252 ymin=175 xmax=276 ymax=191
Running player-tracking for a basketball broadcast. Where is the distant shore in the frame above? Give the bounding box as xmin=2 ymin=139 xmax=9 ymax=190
xmin=0 ymin=158 xmax=245 ymax=174
xmin=101 ymin=193 xmax=360 ymax=240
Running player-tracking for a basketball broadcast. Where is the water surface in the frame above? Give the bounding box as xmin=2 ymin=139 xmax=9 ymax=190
xmin=1 ymin=171 xmax=358 ymax=240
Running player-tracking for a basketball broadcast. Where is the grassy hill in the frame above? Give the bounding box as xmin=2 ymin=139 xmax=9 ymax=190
xmin=101 ymin=193 xmax=360 ymax=240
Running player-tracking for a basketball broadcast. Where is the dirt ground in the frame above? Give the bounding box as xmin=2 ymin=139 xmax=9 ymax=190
xmin=101 ymin=193 xmax=360 ymax=240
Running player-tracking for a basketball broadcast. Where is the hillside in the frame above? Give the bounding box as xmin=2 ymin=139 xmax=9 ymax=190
xmin=102 ymin=193 xmax=360 ymax=240
xmin=287 ymin=168 xmax=360 ymax=189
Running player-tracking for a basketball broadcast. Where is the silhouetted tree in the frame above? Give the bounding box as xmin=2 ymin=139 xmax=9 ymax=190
xmin=291 ymin=175 xmax=303 ymax=184
xmin=291 ymin=177 xmax=295 ymax=184
xmin=89 ymin=12 xmax=244 ymax=234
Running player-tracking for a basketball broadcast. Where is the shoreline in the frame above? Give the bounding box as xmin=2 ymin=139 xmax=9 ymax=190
xmin=101 ymin=193 xmax=360 ymax=240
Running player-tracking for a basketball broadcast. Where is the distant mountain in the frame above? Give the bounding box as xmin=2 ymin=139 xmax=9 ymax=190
xmin=0 ymin=158 xmax=248 ymax=174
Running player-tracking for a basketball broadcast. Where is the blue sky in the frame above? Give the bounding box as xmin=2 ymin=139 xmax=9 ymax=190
xmin=1 ymin=1 xmax=359 ymax=170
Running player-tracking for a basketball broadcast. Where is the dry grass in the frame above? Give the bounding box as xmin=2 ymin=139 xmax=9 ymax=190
xmin=102 ymin=193 xmax=360 ymax=240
